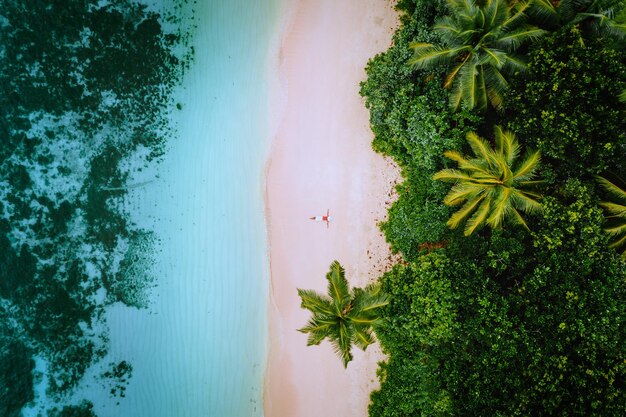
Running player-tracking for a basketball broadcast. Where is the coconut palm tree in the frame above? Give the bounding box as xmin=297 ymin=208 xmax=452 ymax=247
xmin=409 ymin=0 xmax=546 ymax=111
xmin=297 ymin=261 xmax=389 ymax=368
xmin=433 ymin=126 xmax=542 ymax=236
xmin=531 ymin=0 xmax=626 ymax=39
xmin=596 ymin=176 xmax=626 ymax=256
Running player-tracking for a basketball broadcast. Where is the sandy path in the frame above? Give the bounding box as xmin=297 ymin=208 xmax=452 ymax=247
xmin=264 ymin=1 xmax=399 ymax=416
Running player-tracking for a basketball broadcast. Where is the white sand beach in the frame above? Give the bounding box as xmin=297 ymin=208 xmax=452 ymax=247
xmin=264 ymin=1 xmax=400 ymax=416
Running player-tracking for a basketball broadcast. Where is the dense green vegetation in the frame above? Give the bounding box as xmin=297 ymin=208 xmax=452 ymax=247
xmin=362 ymin=0 xmax=626 ymax=415
xmin=298 ymin=261 xmax=389 ymax=367
xmin=503 ymin=26 xmax=626 ymax=179
xmin=409 ymin=0 xmax=545 ymax=111
xmin=0 ymin=0 xmax=191 ymax=414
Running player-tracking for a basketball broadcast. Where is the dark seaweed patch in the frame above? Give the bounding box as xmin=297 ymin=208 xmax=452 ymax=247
xmin=48 ymin=401 xmax=98 ymax=417
xmin=101 ymin=361 xmax=132 ymax=401
xmin=0 ymin=326 xmax=35 ymax=417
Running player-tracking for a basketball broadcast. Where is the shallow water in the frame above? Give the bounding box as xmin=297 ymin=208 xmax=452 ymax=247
xmin=1 ymin=0 xmax=281 ymax=416
xmin=82 ymin=1 xmax=282 ymax=416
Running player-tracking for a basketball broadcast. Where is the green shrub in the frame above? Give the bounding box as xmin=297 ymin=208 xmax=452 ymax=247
xmin=380 ymin=174 xmax=450 ymax=261
xmin=371 ymin=253 xmax=476 ymax=417
xmin=504 ymin=27 xmax=626 ymax=179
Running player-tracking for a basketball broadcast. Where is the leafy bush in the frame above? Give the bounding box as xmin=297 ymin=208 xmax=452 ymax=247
xmin=381 ymin=175 xmax=451 ymax=261
xmin=371 ymin=253 xmax=475 ymax=417
xmin=504 ymin=27 xmax=626 ymax=179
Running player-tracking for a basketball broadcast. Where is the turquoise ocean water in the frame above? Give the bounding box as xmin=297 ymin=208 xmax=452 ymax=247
xmin=76 ymin=1 xmax=282 ymax=416
xmin=0 ymin=0 xmax=281 ymax=414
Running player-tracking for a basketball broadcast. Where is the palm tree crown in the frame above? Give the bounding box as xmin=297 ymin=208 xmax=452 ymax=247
xmin=596 ymin=176 xmax=626 ymax=257
xmin=297 ymin=261 xmax=389 ymax=368
xmin=433 ymin=126 xmax=542 ymax=236
xmin=409 ymin=0 xmax=546 ymax=111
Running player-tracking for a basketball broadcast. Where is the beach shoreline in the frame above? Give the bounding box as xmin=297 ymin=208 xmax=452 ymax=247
xmin=263 ymin=1 xmax=400 ymax=416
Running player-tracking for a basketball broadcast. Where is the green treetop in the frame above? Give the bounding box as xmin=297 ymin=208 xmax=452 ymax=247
xmin=297 ymin=261 xmax=389 ymax=368
xmin=433 ymin=126 xmax=542 ymax=235
xmin=409 ymin=0 xmax=545 ymax=111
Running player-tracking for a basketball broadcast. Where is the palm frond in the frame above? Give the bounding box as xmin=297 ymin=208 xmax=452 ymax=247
xmin=481 ymin=47 xmax=508 ymax=67
xmin=486 ymin=187 xmax=510 ymax=229
xmin=510 ymin=189 xmax=543 ymax=214
xmin=448 ymin=196 xmax=485 ymax=228
xmin=464 ymin=198 xmax=491 ymax=235
xmin=486 ymin=0 xmax=508 ymax=27
xmin=512 ymin=151 xmax=541 ymax=181
xmin=351 ymin=326 xmax=375 ymax=351
xmin=360 ymin=281 xmax=383 ymax=296
xmin=608 ymin=234 xmax=626 ymax=251
xmin=519 ymin=180 xmax=546 ymax=186
xmin=326 ymin=261 xmax=350 ymax=313
xmin=458 ymin=61 xmax=480 ymax=109
xmin=605 ymin=223 xmax=626 ymax=237
xmin=443 ymin=150 xmax=469 ymax=165
xmin=298 ymin=316 xmax=337 ymax=346
xmin=509 ymin=207 xmax=530 ymax=230
xmin=336 ymin=321 xmax=353 ymax=368
xmin=466 ymin=131 xmax=496 ymax=163
xmin=484 ymin=66 xmax=509 ymax=109
xmin=297 ymin=289 xmax=334 ymax=315
xmin=409 ymin=42 xmax=437 ymax=53
xmin=494 ymin=126 xmax=518 ymax=164
xmin=433 ymin=168 xmax=477 ymax=183
xmin=435 ymin=16 xmax=466 ymax=37
xmin=600 ymin=179 xmax=626 ymax=255
xmin=494 ymin=28 xmax=547 ymax=50
xmin=351 ymin=287 xmax=389 ymax=315
xmin=457 ymin=158 xmax=495 ymax=176
xmin=502 ymin=54 xmax=528 ymax=72
xmin=530 ymin=0 xmax=560 ymax=23
xmin=410 ymin=44 xmax=467 ymax=69
xmin=444 ymin=57 xmax=470 ymax=89
xmin=500 ymin=0 xmax=532 ymax=29
xmin=449 ymin=79 xmax=465 ymax=110
xmin=476 ymin=64 xmax=489 ymax=111
xmin=607 ymin=21 xmax=626 ymax=38
xmin=599 ymin=201 xmax=626 ymax=216
xmin=444 ymin=183 xmax=485 ymax=206
xmin=596 ymin=176 xmax=626 ymax=203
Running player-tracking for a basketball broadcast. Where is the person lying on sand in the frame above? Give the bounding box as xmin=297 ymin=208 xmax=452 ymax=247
xmin=309 ymin=209 xmax=332 ymax=228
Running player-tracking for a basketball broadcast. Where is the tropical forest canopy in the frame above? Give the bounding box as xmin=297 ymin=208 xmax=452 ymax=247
xmin=361 ymin=0 xmax=626 ymax=415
